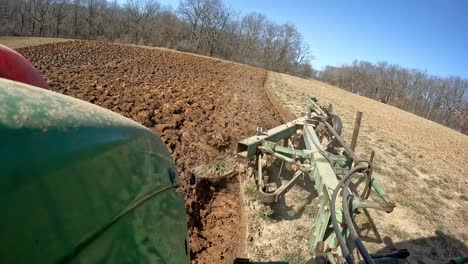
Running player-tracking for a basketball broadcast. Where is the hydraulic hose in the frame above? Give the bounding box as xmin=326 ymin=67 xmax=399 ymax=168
xmin=343 ymin=171 xmax=376 ymax=264
xmin=353 ymin=159 xmax=373 ymax=199
xmin=330 ymin=166 xmax=369 ymax=264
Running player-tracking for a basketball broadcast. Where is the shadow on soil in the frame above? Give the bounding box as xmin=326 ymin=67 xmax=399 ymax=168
xmin=264 ymin=159 xmax=318 ymax=221
xmin=357 ymin=208 xmax=468 ymax=263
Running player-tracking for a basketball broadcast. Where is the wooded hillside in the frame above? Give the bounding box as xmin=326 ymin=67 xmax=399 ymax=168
xmin=320 ymin=61 xmax=468 ymax=134
xmin=1 ymin=0 xmax=466 ymax=134
xmin=0 ymin=0 xmax=313 ymax=77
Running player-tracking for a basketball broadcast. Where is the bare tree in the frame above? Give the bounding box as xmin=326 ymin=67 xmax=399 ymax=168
xmin=125 ymin=0 xmax=160 ymax=44
xmin=260 ymin=21 xmax=279 ymax=69
xmin=0 ymin=0 xmax=18 ymax=33
xmin=17 ymin=0 xmax=33 ymax=33
xmin=71 ymin=0 xmax=82 ymax=38
xmin=204 ymin=3 xmax=232 ymax=56
xmin=99 ymin=0 xmax=123 ymax=41
xmin=239 ymin=13 xmax=265 ymax=61
xmin=34 ymin=0 xmax=51 ymax=36
xmin=153 ymin=9 xmax=182 ymax=48
xmin=51 ymin=0 xmax=68 ymax=37
xmin=84 ymin=0 xmax=98 ymax=38
xmin=178 ymin=0 xmax=221 ymax=52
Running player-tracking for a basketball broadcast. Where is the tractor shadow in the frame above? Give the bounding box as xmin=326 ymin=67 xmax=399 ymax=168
xmin=355 ymin=209 xmax=468 ymax=263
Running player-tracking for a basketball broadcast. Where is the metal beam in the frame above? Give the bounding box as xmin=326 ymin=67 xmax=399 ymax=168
xmin=303 ymin=124 xmax=345 ymax=255
xmin=237 ymin=117 xmax=306 ymax=157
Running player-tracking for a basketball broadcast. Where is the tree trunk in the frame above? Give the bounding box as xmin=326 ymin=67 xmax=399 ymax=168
xmin=20 ymin=16 xmax=25 ymax=32
xmin=31 ymin=19 xmax=35 ymax=35
xmin=425 ymin=104 xmax=433 ymax=119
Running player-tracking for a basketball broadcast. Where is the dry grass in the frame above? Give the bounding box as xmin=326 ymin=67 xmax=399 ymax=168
xmin=240 ymin=160 xmax=316 ymax=262
xmin=267 ymin=72 xmax=468 ymax=263
xmin=0 ymin=36 xmax=70 ymax=49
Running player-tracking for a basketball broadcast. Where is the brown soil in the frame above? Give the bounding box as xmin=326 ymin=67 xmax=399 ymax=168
xmin=17 ymin=40 xmax=282 ymax=263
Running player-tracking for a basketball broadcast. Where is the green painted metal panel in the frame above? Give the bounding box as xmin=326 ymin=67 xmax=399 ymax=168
xmin=0 ymin=78 xmax=189 ymax=263
xmin=303 ymin=123 xmax=345 ymax=256
xmin=236 ymin=117 xmax=306 ymax=157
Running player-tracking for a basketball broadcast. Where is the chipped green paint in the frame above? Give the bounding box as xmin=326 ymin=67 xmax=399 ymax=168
xmin=0 ymin=78 xmax=189 ymax=263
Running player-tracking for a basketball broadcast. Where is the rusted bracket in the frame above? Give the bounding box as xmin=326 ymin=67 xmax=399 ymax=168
xmin=257 ymin=169 xmax=306 ymax=203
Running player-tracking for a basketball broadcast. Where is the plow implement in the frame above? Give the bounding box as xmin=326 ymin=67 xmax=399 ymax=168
xmin=236 ymin=97 xmax=408 ymax=264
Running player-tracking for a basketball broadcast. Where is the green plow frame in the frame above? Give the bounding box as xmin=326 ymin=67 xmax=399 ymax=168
xmin=237 ymin=97 xmax=396 ymax=262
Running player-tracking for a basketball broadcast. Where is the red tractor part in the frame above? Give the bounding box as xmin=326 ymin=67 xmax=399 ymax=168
xmin=0 ymin=44 xmax=49 ymax=89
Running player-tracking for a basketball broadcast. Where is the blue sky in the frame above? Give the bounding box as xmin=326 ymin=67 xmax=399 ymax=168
xmin=159 ymin=0 xmax=468 ymax=78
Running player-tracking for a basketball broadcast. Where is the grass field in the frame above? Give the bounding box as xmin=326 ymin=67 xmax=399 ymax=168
xmin=267 ymin=72 xmax=468 ymax=263
xmin=0 ymin=36 xmax=70 ymax=49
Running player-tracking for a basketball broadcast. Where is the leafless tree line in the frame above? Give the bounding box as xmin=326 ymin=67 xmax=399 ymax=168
xmin=2 ymin=0 xmax=465 ymax=133
xmin=0 ymin=0 xmax=313 ymax=77
xmin=320 ymin=61 xmax=468 ymax=134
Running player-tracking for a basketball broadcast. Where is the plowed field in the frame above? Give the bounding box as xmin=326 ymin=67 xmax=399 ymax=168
xmin=17 ymin=40 xmax=282 ymax=263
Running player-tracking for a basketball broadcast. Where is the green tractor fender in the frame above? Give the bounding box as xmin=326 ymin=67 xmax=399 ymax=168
xmin=0 ymin=78 xmax=190 ymax=263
